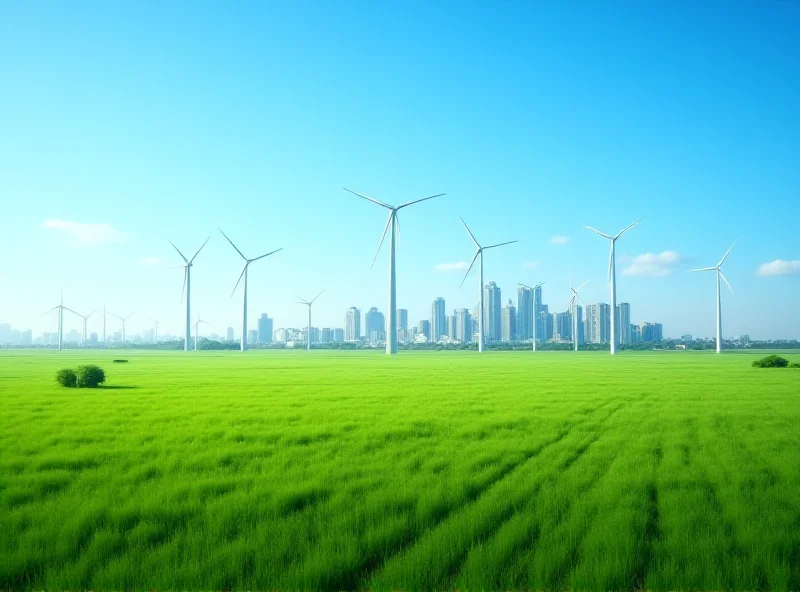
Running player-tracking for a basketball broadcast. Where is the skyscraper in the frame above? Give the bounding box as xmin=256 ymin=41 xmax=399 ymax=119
xmin=365 ymin=307 xmax=385 ymax=342
xmin=448 ymin=312 xmax=457 ymax=341
xmin=397 ymin=309 xmax=408 ymax=332
xmin=431 ymin=297 xmax=446 ymax=342
xmin=248 ymin=329 xmax=258 ymax=344
xmin=257 ymin=313 xmax=273 ymax=344
xmin=517 ymin=285 xmax=533 ymax=340
xmin=575 ymin=304 xmax=584 ymax=344
xmin=418 ymin=319 xmax=431 ymax=340
xmin=555 ymin=312 xmax=572 ymax=341
xmin=484 ymin=281 xmax=501 ymax=342
xmin=345 ymin=307 xmax=361 ymax=341
xmin=455 ymin=309 xmax=472 ymax=343
xmin=616 ymin=303 xmax=631 ymax=345
xmin=501 ymin=299 xmax=516 ymax=341
xmin=586 ymin=303 xmax=611 ymax=343
xmin=226 ymin=327 xmax=234 ymax=342
xmin=321 ymin=328 xmax=333 ymax=343
xmin=333 ymin=328 xmax=345 ymax=342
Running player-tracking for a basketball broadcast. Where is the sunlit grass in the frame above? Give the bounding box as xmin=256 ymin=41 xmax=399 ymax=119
xmin=1 ymin=349 xmax=799 ymax=589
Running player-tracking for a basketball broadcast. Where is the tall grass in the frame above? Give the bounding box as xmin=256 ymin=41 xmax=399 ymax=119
xmin=1 ymin=349 xmax=798 ymax=589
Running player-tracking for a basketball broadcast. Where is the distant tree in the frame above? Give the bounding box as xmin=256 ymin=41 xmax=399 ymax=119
xmin=752 ymin=355 xmax=789 ymax=368
xmin=56 ymin=368 xmax=77 ymax=388
xmin=75 ymin=365 xmax=106 ymax=388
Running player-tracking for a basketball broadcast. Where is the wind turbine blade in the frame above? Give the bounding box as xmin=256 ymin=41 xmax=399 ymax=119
xmin=484 ymin=240 xmax=518 ymax=250
xmin=343 ymin=188 xmax=393 ymax=210
xmin=230 ymin=265 xmax=247 ymax=298
xmin=690 ymin=267 xmax=716 ymax=272
xmin=397 ymin=193 xmax=445 ymax=210
xmin=576 ymin=280 xmax=590 ymax=291
xmin=310 ymin=289 xmax=325 ymax=304
xmin=169 ymin=240 xmax=188 ymax=263
xmin=110 ymin=313 xmax=123 ymax=321
xmin=718 ymin=240 xmax=737 ymax=267
xmin=535 ymin=280 xmax=547 ymax=289
xmin=459 ymin=217 xmax=481 ymax=248
xmin=395 ymin=212 xmax=401 ymax=249
xmin=565 ymin=297 xmax=575 ymax=312
xmin=614 ymin=216 xmax=645 ymax=240
xmin=576 ymin=294 xmax=586 ymax=306
xmin=219 ymin=229 xmax=247 ymax=260
xmin=460 ymin=250 xmax=481 ymax=287
xmin=719 ymin=270 xmax=734 ymax=295
xmin=189 ymin=236 xmax=211 ymax=264
xmin=250 ymin=248 xmax=283 ymax=263
xmin=295 ymin=295 xmax=310 ymax=305
xmin=125 ymin=313 xmax=135 ymax=321
xmin=62 ymin=306 xmax=81 ymax=317
xmin=583 ymin=225 xmax=612 ymax=239
xmin=608 ymin=245 xmax=613 ymax=284
xmin=42 ymin=306 xmax=59 ymax=316
xmin=181 ymin=268 xmax=187 ymax=303
xmin=87 ymin=309 xmax=99 ymax=319
xmin=371 ymin=212 xmax=393 ymax=269
xmin=517 ymin=282 xmax=533 ymax=290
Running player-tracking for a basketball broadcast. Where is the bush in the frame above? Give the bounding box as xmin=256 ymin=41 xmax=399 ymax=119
xmin=752 ymin=355 xmax=789 ymax=368
xmin=790 ymin=362 xmax=800 ymax=368
xmin=56 ymin=368 xmax=77 ymax=388
xmin=75 ymin=365 xmax=106 ymax=388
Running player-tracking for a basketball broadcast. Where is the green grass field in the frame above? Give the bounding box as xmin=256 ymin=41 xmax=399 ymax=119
xmin=1 ymin=349 xmax=799 ymax=590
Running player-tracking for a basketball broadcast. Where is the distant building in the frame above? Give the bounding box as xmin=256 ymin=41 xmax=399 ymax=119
xmin=397 ymin=309 xmax=408 ymax=333
xmin=321 ymin=328 xmax=333 ymax=343
xmin=484 ymin=281 xmax=501 ymax=342
xmin=345 ymin=307 xmax=361 ymax=341
xmin=448 ymin=312 xmax=457 ymax=341
xmin=333 ymin=328 xmax=345 ymax=342
xmin=517 ymin=285 xmax=533 ymax=340
xmin=431 ymin=297 xmax=446 ymax=342
xmin=418 ymin=319 xmax=431 ymax=340
xmin=681 ymin=334 xmax=693 ymax=342
xmin=258 ymin=314 xmax=273 ymax=344
xmin=364 ymin=307 xmax=385 ymax=342
xmin=555 ymin=312 xmax=572 ymax=342
xmin=455 ymin=309 xmax=472 ymax=343
xmin=89 ymin=332 xmax=98 ymax=345
xmin=226 ymin=327 xmax=235 ymax=341
xmin=586 ymin=303 xmax=611 ymax=343
xmin=616 ymin=303 xmax=631 ymax=344
xmin=631 ymin=324 xmax=641 ymax=343
xmin=501 ymin=299 xmax=516 ymax=341
xmin=248 ymin=329 xmax=258 ymax=344
xmin=21 ymin=329 xmax=32 ymax=346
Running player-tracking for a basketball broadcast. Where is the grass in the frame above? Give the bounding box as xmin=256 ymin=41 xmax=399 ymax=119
xmin=1 ymin=349 xmax=799 ymax=590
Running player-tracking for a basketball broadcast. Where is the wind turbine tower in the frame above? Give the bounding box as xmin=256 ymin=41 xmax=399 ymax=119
xmin=169 ymin=238 xmax=210 ymax=352
xmin=566 ymin=277 xmax=589 ymax=352
xmin=518 ymin=281 xmax=545 ymax=351
xmin=193 ymin=310 xmax=210 ymax=351
xmin=219 ymin=229 xmax=282 ymax=352
xmin=691 ymin=241 xmax=736 ymax=354
xmin=65 ymin=308 xmax=98 ymax=347
xmin=459 ymin=218 xmax=517 ymax=353
xmin=110 ymin=312 xmax=135 ymax=344
xmin=345 ymin=188 xmax=444 ymax=354
xmin=296 ymin=290 xmax=325 ymax=351
xmin=43 ymin=291 xmax=68 ymax=351
xmin=584 ymin=217 xmax=644 ymax=355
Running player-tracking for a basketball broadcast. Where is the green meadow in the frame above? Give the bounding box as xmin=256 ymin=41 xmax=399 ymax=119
xmin=1 ymin=349 xmax=799 ymax=590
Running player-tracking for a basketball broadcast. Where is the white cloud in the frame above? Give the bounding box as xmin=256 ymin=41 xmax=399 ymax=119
xmin=140 ymin=256 xmax=162 ymax=266
xmin=623 ymin=251 xmax=681 ymax=277
xmin=435 ymin=261 xmax=468 ymax=272
xmin=42 ymin=219 xmax=122 ymax=246
xmin=756 ymin=259 xmax=800 ymax=277
xmin=522 ymin=261 xmax=539 ymax=269
xmin=550 ymin=235 xmax=570 ymax=245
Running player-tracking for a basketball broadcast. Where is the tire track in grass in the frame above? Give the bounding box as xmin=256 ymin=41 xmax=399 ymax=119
xmin=366 ymin=401 xmax=625 ymax=590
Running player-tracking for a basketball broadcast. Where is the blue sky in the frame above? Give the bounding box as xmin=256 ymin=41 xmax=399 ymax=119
xmin=1 ymin=1 xmax=798 ymax=340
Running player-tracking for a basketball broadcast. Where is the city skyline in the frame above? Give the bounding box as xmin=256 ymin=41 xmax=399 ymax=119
xmin=1 ymin=3 xmax=798 ymax=340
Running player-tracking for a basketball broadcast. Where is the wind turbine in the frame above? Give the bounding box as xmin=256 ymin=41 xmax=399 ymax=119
xmin=169 ymin=237 xmax=210 ymax=352
xmin=459 ymin=217 xmax=517 ymax=352
xmin=583 ymin=217 xmax=644 ymax=355
xmin=102 ymin=302 xmax=107 ymax=347
xmin=110 ymin=312 xmax=134 ymax=344
xmin=566 ymin=277 xmax=589 ymax=352
xmin=691 ymin=241 xmax=736 ymax=354
xmin=344 ymin=188 xmax=445 ymax=354
xmin=518 ymin=281 xmax=546 ymax=351
xmin=151 ymin=319 xmax=160 ymax=344
xmin=65 ymin=308 xmax=98 ymax=347
xmin=219 ymin=229 xmax=282 ymax=352
xmin=296 ymin=290 xmax=325 ymax=351
xmin=42 ymin=291 xmax=67 ymax=350
xmin=193 ymin=310 xmax=210 ymax=351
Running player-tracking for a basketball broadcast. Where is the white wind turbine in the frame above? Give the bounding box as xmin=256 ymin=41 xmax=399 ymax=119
xmin=43 ymin=291 xmax=67 ymax=350
xmin=344 ymin=187 xmax=445 ymax=355
xmin=150 ymin=319 xmax=160 ymax=344
xmin=169 ymin=237 xmax=210 ymax=352
xmin=65 ymin=308 xmax=98 ymax=347
xmin=110 ymin=312 xmax=134 ymax=344
xmin=566 ymin=277 xmax=589 ymax=352
xmin=691 ymin=241 xmax=736 ymax=354
xmin=296 ymin=290 xmax=325 ymax=351
xmin=583 ymin=217 xmax=644 ymax=355
xmin=219 ymin=229 xmax=282 ymax=352
xmin=193 ymin=310 xmax=210 ymax=351
xmin=518 ymin=281 xmax=546 ymax=351
xmin=459 ymin=217 xmax=517 ymax=353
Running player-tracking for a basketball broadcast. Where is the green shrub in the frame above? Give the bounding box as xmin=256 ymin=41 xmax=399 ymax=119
xmin=790 ymin=362 xmax=800 ymax=368
xmin=75 ymin=365 xmax=106 ymax=388
xmin=56 ymin=368 xmax=77 ymax=388
xmin=752 ymin=355 xmax=789 ymax=368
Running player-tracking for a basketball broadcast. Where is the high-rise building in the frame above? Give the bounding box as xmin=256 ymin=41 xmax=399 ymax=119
xmin=517 ymin=285 xmax=533 ymax=340
xmin=321 ymin=328 xmax=333 ymax=343
xmin=616 ymin=303 xmax=631 ymax=345
xmin=21 ymin=329 xmax=32 ymax=346
xmin=248 ymin=329 xmax=258 ymax=344
xmin=431 ymin=297 xmax=446 ymax=342
xmin=448 ymin=312 xmax=457 ymax=341
xmin=345 ymin=307 xmax=361 ymax=341
xmin=455 ymin=309 xmax=472 ymax=343
xmin=258 ymin=313 xmax=273 ymax=344
xmin=418 ymin=319 xmax=431 ymax=341
xmin=226 ymin=327 xmax=234 ymax=341
xmin=484 ymin=281 xmax=501 ymax=342
xmin=574 ymin=305 xmax=584 ymax=344
xmin=365 ymin=307 xmax=385 ymax=342
xmin=89 ymin=332 xmax=98 ymax=345
xmin=534 ymin=285 xmax=545 ymax=341
xmin=333 ymin=328 xmax=345 ymax=342
xmin=586 ymin=303 xmax=611 ymax=343
xmin=631 ymin=324 xmax=641 ymax=343
xmin=555 ymin=312 xmax=572 ymax=341
xmin=501 ymin=299 xmax=516 ymax=341
xmin=654 ymin=323 xmax=663 ymax=342
xmin=397 ymin=309 xmax=408 ymax=332
xmin=0 ymin=323 xmax=11 ymax=344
